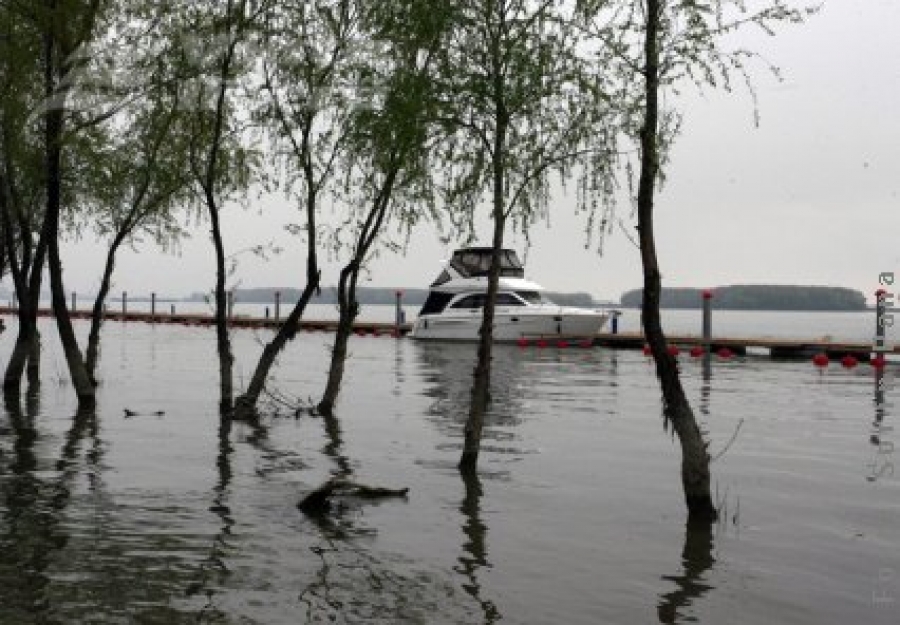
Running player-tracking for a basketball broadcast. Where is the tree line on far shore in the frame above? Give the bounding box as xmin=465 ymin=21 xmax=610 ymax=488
xmin=186 ymin=287 xmax=598 ymax=309
xmin=620 ymin=285 xmax=867 ymax=311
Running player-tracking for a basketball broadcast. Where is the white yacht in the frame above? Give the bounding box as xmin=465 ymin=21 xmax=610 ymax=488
xmin=409 ymin=248 xmax=607 ymax=342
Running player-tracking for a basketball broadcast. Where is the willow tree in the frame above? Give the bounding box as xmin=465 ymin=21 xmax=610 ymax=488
xmin=178 ymin=0 xmax=264 ymax=414
xmin=36 ymin=0 xmax=113 ymax=409
xmin=316 ymin=0 xmax=448 ymax=417
xmin=81 ymin=84 xmax=194 ymax=382
xmin=577 ymin=0 xmax=812 ymax=520
xmin=0 ymin=3 xmax=48 ymax=396
xmin=435 ymin=0 xmax=621 ymax=472
xmin=233 ymin=0 xmax=361 ymax=419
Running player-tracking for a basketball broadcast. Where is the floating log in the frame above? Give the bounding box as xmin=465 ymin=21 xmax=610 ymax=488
xmin=297 ymin=477 xmax=409 ymax=514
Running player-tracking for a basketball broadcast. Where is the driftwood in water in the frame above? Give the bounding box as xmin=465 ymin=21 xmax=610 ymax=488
xmin=297 ymin=477 xmax=409 ymax=514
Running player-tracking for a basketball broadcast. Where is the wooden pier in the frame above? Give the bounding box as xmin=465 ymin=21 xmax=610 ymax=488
xmin=593 ymin=332 xmax=887 ymax=359
xmin=0 ymin=307 xmax=891 ymax=359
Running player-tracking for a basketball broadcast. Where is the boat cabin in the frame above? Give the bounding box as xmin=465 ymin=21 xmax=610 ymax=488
xmin=431 ymin=248 xmax=524 ymax=287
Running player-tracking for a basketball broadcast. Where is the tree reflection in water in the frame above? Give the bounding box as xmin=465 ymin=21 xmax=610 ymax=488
xmin=0 ymin=390 xmax=99 ymax=623
xmin=657 ymin=520 xmax=716 ymax=624
xmin=457 ymin=470 xmax=501 ymax=624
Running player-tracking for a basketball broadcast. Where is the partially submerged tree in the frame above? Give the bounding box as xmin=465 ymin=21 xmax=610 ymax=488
xmin=435 ymin=0 xmax=621 ymax=472
xmin=233 ymin=0 xmax=361 ymax=419
xmin=80 ymin=85 xmax=193 ymax=382
xmin=577 ymin=0 xmax=813 ymax=520
xmin=38 ymin=0 xmax=112 ymax=410
xmin=179 ymin=0 xmax=262 ymax=414
xmin=0 ymin=4 xmax=49 ymax=396
xmin=316 ymin=0 xmax=447 ymax=417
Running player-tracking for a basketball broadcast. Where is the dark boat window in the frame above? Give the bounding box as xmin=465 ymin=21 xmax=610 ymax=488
xmin=496 ymin=293 xmax=525 ymax=306
xmin=450 ymin=248 xmax=525 ymax=278
xmin=449 ymin=294 xmax=486 ymax=309
xmin=419 ymin=292 xmax=454 ymax=315
xmin=516 ymin=290 xmax=549 ymax=305
xmin=431 ymin=269 xmax=452 ymax=287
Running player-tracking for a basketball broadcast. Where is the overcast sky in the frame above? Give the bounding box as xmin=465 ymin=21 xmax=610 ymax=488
xmin=41 ymin=1 xmax=900 ymax=304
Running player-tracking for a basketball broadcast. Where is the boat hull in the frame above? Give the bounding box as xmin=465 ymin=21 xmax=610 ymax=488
xmin=409 ymin=309 xmax=607 ymax=342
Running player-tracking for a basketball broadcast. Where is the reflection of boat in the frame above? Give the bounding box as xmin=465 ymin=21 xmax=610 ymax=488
xmin=409 ymin=248 xmax=607 ymax=342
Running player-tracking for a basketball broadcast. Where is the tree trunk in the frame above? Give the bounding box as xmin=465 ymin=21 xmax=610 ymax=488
xmin=42 ymin=21 xmax=94 ymax=409
xmin=317 ymin=262 xmax=359 ymax=417
xmin=233 ymin=277 xmax=320 ymax=420
xmin=638 ymin=0 xmax=716 ymax=522
xmin=209 ymin=204 xmax=233 ymax=415
xmin=5 ymin=314 xmax=38 ymax=395
xmin=85 ymin=233 xmax=125 ymax=383
xmin=460 ymin=110 xmax=507 ymax=473
xmin=233 ymin=158 xmax=322 ymax=420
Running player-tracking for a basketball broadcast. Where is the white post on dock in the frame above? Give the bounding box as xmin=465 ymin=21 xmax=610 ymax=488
xmin=122 ymin=291 xmax=127 ymax=316
xmin=151 ymin=292 xmax=156 ymax=318
xmin=701 ymin=289 xmax=713 ymax=349
xmin=274 ymin=291 xmax=281 ymax=322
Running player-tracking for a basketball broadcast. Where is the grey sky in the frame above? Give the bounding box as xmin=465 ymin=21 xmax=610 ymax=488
xmin=47 ymin=1 xmax=899 ymax=305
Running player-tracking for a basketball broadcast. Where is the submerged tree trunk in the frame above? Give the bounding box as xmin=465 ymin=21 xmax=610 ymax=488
xmin=232 ymin=276 xmax=320 ymax=420
xmin=318 ymin=172 xmax=396 ymax=417
xmin=317 ymin=262 xmax=359 ymax=417
xmin=85 ymin=233 xmax=126 ymax=383
xmin=44 ymin=105 xmax=95 ymax=409
xmin=5 ymin=313 xmax=39 ymax=395
xmin=460 ymin=109 xmax=507 ymax=473
xmin=41 ymin=15 xmax=94 ymax=409
xmin=233 ymin=184 xmax=320 ymax=420
xmin=637 ymin=0 xmax=716 ymax=522
xmin=208 ymin=198 xmax=234 ymax=415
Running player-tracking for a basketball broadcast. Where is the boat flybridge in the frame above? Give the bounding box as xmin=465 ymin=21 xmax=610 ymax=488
xmin=409 ymin=248 xmax=608 ymax=342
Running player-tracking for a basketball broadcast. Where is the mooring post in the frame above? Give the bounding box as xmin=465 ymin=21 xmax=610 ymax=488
xmin=122 ymin=291 xmax=127 ymax=316
xmin=71 ymin=291 xmax=76 ymax=312
xmin=170 ymin=304 xmax=175 ymax=316
xmin=610 ymin=310 xmax=620 ymax=335
xmin=275 ymin=290 xmax=281 ymax=322
xmin=395 ymin=290 xmax=404 ymax=335
xmin=151 ymin=292 xmax=156 ymax=319
xmin=875 ymin=289 xmax=888 ymax=353
xmin=702 ymin=289 xmax=713 ymax=350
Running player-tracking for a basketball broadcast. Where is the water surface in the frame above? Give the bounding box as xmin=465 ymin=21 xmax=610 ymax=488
xmin=0 ymin=318 xmax=897 ymax=623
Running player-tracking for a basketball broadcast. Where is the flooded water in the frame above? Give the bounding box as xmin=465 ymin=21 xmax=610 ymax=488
xmin=0 ymin=318 xmax=898 ymax=623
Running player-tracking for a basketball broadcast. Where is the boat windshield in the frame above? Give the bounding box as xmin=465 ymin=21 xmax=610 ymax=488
xmin=450 ymin=249 xmax=524 ymax=278
xmin=516 ymin=290 xmax=552 ymax=305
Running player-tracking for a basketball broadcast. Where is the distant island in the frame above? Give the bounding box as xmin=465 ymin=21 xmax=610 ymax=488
xmin=188 ymin=286 xmax=599 ymax=308
xmin=619 ymin=285 xmax=867 ymax=311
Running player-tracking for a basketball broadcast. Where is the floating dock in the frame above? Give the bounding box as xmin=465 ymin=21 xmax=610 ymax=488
xmin=0 ymin=307 xmax=891 ymax=360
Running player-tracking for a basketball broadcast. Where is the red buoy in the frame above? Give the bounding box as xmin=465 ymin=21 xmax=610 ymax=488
xmin=578 ymin=339 xmax=593 ymax=348
xmin=717 ymin=347 xmax=733 ymax=359
xmin=557 ymin=340 xmax=569 ymax=348
xmin=871 ymin=354 xmax=887 ymax=369
xmin=642 ymin=344 xmax=652 ymax=356
xmin=702 ymin=289 xmax=713 ymax=300
xmin=689 ymin=346 xmax=705 ymax=358
xmin=841 ymin=355 xmax=858 ymax=368
xmin=812 ymin=353 xmax=829 ymax=368
xmin=667 ymin=345 xmax=680 ymax=357
xmin=536 ymin=339 xmax=549 ymax=348
xmin=516 ymin=337 xmax=529 ymax=348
